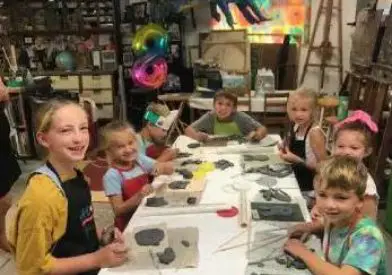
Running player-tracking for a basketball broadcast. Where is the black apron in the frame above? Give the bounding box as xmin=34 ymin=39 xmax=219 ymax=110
xmin=289 ymin=125 xmax=315 ymax=191
xmin=46 ymin=162 xmax=100 ymax=275
xmin=0 ymin=107 xmax=21 ymax=197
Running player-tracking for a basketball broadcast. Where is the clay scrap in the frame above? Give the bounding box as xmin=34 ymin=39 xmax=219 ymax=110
xmin=181 ymin=159 xmax=202 ymax=166
xmin=177 ymin=152 xmax=193 ymax=158
xmin=134 ymin=228 xmax=165 ymax=246
xmin=168 ymin=180 xmax=190 ymax=190
xmin=243 ymin=154 xmax=270 ymax=162
xmin=157 ymin=247 xmax=176 ymax=265
xmin=175 ymin=168 xmax=193 ymax=179
xmin=214 ymin=159 xmax=235 ymax=170
xmin=146 ymin=197 xmax=168 ymax=207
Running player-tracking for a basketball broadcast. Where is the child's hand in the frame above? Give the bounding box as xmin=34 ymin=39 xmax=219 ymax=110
xmin=197 ymin=132 xmax=209 ymax=142
xmin=287 ymin=222 xmax=313 ymax=239
xmin=156 ymin=162 xmax=174 ymax=175
xmin=140 ymin=184 xmax=153 ymax=197
xmin=284 ymin=239 xmax=308 ymax=259
xmin=113 ymin=227 xmax=125 ymax=244
xmin=246 ymin=130 xmax=263 ymax=141
xmin=95 ymin=242 xmax=128 ymax=268
xmin=279 ymin=147 xmax=303 ymax=164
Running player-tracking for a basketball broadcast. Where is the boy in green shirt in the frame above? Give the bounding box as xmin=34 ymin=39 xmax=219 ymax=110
xmin=185 ymin=91 xmax=267 ymax=142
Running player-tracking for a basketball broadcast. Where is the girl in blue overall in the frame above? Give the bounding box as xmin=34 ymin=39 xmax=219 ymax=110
xmin=279 ymin=88 xmax=327 ymax=195
xmin=9 ymin=100 xmax=128 ymax=275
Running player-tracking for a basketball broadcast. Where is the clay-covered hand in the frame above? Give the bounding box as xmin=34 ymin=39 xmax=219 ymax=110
xmin=94 ymin=242 xmax=128 ymax=268
xmin=287 ymin=222 xmax=313 ymax=239
xmin=197 ymin=132 xmax=209 ymax=142
xmin=279 ymin=147 xmax=303 ymax=164
xmin=284 ymin=239 xmax=308 ymax=259
xmin=140 ymin=184 xmax=153 ymax=197
xmin=113 ymin=227 xmax=125 ymax=244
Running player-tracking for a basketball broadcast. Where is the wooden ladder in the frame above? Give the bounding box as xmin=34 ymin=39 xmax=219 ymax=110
xmin=300 ymin=0 xmax=343 ymax=89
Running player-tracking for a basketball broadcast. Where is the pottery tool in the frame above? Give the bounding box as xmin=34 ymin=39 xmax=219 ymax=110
xmin=216 ymin=229 xmax=248 ymax=250
xmin=140 ymin=204 xmax=232 ymax=217
xmin=249 ymin=234 xmax=287 ymax=253
xmin=215 ymin=234 xmax=285 ymax=253
xmin=239 ymin=189 xmax=249 ymax=228
xmin=149 ymin=249 xmax=162 ymax=275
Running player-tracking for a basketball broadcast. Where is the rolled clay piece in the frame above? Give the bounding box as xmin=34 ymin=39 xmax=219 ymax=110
xmin=181 ymin=240 xmax=190 ymax=247
xmin=175 ymin=169 xmax=193 ymax=179
xmin=157 ymin=247 xmax=176 ymax=265
xmin=134 ymin=228 xmax=165 ymax=246
xmin=177 ymin=152 xmax=193 ymax=158
xmin=168 ymin=180 xmax=190 ymax=190
xmin=146 ymin=197 xmax=168 ymax=207
xmin=187 ymin=197 xmax=197 ymax=205
xmin=187 ymin=143 xmax=201 ymax=148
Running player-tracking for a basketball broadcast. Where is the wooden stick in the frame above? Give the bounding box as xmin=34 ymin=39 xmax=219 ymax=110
xmin=239 ymin=190 xmax=249 ymax=228
xmin=216 ymin=229 xmax=248 ymax=250
xmin=215 ymin=234 xmax=285 ymax=253
xmin=1 ymin=47 xmax=12 ymax=71
xmin=249 ymin=235 xmax=287 ymax=253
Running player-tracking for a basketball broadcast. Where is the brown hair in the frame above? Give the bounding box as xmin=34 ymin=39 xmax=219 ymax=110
xmin=317 ymin=156 xmax=368 ymax=199
xmin=99 ymin=120 xmax=136 ymax=151
xmin=333 ymin=121 xmax=373 ymax=150
xmin=35 ymin=99 xmax=85 ymax=133
xmin=213 ymin=90 xmax=238 ymax=107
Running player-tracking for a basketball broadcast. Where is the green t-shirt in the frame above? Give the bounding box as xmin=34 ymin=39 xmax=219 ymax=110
xmin=190 ymin=111 xmax=263 ymax=136
xmin=323 ymin=217 xmax=386 ymax=275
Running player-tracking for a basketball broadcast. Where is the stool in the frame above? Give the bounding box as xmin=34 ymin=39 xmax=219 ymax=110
xmin=317 ymin=95 xmax=339 ymax=151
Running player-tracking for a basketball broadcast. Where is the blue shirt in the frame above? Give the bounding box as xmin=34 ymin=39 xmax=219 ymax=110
xmin=103 ymin=154 xmax=155 ymax=196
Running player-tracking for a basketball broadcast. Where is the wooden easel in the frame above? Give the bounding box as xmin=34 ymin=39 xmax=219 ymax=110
xmin=300 ymin=0 xmax=343 ymax=89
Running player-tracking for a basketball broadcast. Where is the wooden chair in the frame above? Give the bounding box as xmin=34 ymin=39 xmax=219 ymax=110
xmin=157 ymin=93 xmax=191 ymax=144
xmin=261 ymin=92 xmax=290 ymax=137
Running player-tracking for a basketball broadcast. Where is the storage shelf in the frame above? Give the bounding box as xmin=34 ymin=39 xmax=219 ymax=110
xmin=8 ymin=28 xmax=114 ymax=36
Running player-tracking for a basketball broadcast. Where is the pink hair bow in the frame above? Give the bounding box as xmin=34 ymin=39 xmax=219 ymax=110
xmin=335 ymin=110 xmax=378 ymax=133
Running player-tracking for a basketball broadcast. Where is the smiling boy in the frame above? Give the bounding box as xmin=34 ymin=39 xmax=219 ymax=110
xmin=185 ymin=91 xmax=267 ymax=142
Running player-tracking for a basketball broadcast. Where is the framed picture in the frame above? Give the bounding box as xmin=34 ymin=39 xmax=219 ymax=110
xmin=168 ymin=23 xmax=181 ymax=41
xmin=131 ymin=2 xmax=148 ymax=25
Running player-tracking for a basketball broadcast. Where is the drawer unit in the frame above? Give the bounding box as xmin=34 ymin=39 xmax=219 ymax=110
xmin=82 ymin=75 xmax=112 ymax=89
xmin=82 ymin=89 xmax=113 ymax=104
xmin=96 ymin=104 xmax=113 ymax=119
xmin=51 ymin=75 xmax=79 ymax=90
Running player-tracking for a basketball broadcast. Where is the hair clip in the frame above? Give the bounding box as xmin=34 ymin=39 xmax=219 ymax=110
xmin=335 ymin=110 xmax=378 ymax=133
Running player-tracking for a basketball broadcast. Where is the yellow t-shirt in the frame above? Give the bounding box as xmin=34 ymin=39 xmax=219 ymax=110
xmin=9 ymin=174 xmax=68 ymax=275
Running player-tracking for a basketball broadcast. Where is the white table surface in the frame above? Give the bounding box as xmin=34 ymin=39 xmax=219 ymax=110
xmin=99 ymin=135 xmax=315 ymax=275
xmin=188 ymin=91 xmax=291 ymax=112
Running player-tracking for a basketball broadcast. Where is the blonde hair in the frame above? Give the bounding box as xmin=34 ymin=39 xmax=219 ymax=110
xmin=35 ymin=99 xmax=85 ymax=133
xmin=146 ymin=102 xmax=170 ymax=117
xmin=289 ymin=87 xmax=318 ymax=108
xmin=99 ymin=120 xmax=136 ymax=151
xmin=317 ymin=156 xmax=368 ymax=199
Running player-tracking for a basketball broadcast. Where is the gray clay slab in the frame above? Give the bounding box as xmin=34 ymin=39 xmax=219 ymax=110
xmin=120 ymin=226 xmax=199 ymax=271
xmin=245 ymin=228 xmax=321 ymax=275
xmin=135 ymin=228 xmax=165 ymax=246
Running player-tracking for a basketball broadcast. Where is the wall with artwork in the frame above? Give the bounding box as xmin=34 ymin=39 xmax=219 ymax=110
xmin=183 ymin=0 xmax=358 ymax=94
